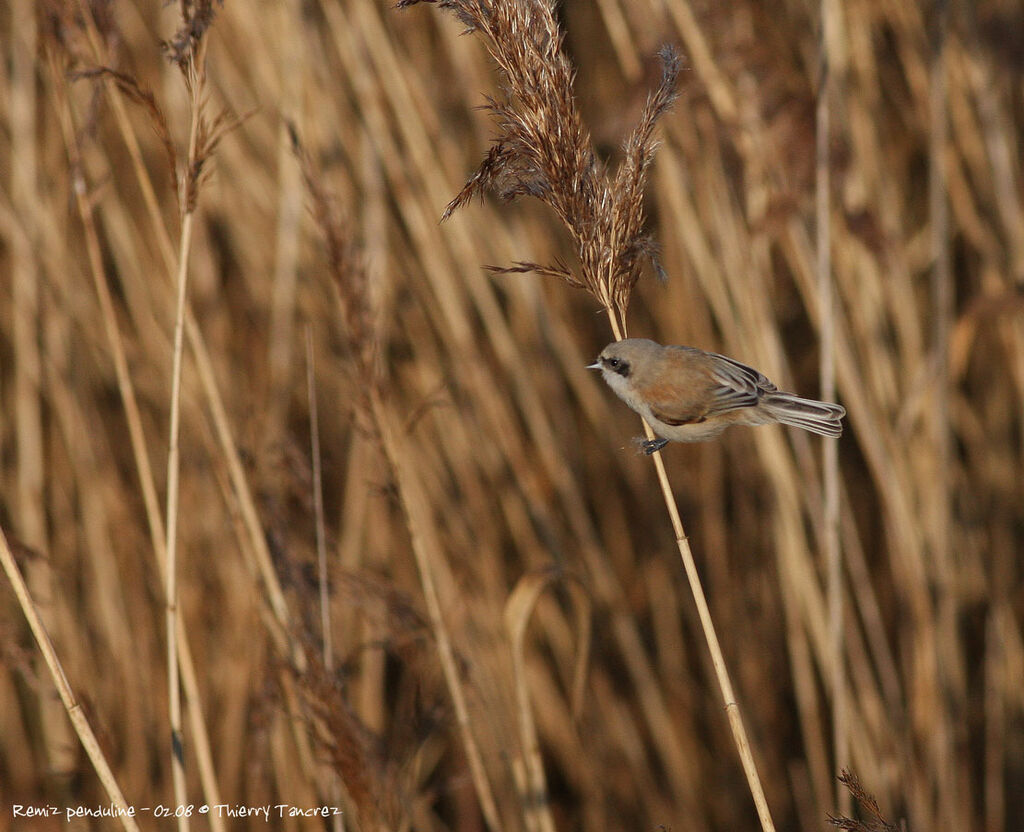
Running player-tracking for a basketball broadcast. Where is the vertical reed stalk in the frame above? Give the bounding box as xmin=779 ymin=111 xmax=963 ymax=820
xmin=984 ymin=614 xmax=1005 ymax=832
xmin=165 ymin=218 xmax=193 ymax=831
xmin=307 ymin=328 xmax=333 ymax=671
xmin=306 ymin=329 xmax=344 ymax=832
xmin=817 ymin=0 xmax=847 ymax=814
xmin=929 ymin=0 xmax=951 ymax=610
xmin=164 ymin=49 xmax=207 ymax=832
xmin=12 ymin=0 xmax=77 ymax=791
xmin=653 ymin=448 xmax=777 ymax=831
xmin=929 ymin=2 xmax=959 ymax=825
xmin=267 ymin=0 xmax=306 ymax=438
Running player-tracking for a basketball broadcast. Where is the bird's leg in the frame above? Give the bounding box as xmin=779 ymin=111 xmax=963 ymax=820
xmin=639 ymin=437 xmax=669 ymax=455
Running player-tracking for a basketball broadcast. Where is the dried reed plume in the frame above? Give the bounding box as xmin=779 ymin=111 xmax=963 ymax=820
xmin=399 ymin=0 xmax=678 ymax=326
xmin=162 ymin=0 xmax=221 ymax=69
xmin=827 ymin=769 xmax=900 ymax=832
xmin=289 ymin=123 xmax=378 ymax=390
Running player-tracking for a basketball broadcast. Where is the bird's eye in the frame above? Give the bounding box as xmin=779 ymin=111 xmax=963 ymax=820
xmin=606 ymin=357 xmax=620 ymax=368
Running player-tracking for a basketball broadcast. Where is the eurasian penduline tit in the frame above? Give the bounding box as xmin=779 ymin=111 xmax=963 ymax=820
xmin=589 ymin=338 xmax=846 ymax=454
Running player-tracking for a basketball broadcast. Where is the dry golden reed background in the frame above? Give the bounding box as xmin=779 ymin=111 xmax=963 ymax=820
xmin=2 ymin=0 xmax=1023 ymax=830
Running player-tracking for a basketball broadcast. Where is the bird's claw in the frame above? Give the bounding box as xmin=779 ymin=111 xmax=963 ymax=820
xmin=634 ymin=437 xmax=669 ymax=455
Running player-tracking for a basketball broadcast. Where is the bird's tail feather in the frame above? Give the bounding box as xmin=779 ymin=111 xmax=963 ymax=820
xmin=762 ymin=393 xmax=846 ymax=438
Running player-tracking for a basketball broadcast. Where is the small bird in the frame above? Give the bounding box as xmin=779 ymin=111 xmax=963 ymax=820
xmin=589 ymin=338 xmax=846 ymax=453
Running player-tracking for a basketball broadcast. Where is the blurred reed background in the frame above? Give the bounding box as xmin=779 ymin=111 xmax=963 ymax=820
xmin=2 ymin=0 xmax=1022 ymax=830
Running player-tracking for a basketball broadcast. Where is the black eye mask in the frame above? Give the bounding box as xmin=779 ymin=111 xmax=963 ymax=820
xmin=609 ymin=359 xmax=630 ymax=377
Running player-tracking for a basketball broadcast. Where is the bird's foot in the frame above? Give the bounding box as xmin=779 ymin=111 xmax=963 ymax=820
xmin=634 ymin=437 xmax=669 ymax=455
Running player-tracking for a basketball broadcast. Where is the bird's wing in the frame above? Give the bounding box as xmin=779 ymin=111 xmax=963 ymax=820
xmin=703 ymin=385 xmax=760 ymax=416
xmin=692 ymin=352 xmax=777 ymax=416
xmin=706 ymin=352 xmax=777 ymax=392
xmin=692 ymin=350 xmax=768 ymax=418
xmin=643 ymin=347 xmax=776 ymax=424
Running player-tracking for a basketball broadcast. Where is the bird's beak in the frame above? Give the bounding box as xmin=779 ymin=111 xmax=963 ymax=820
xmin=586 ymin=360 xmax=602 ymax=370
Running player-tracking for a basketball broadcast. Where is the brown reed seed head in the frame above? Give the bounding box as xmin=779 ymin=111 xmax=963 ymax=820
xmin=294 ymin=647 xmax=395 ymax=829
xmin=289 ymin=124 xmax=379 ymax=395
xmin=70 ymin=65 xmax=180 ymax=204
xmin=162 ymin=0 xmax=222 ymax=69
xmin=399 ymin=0 xmax=679 ymax=321
xmin=826 ymin=769 xmax=900 ymax=832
